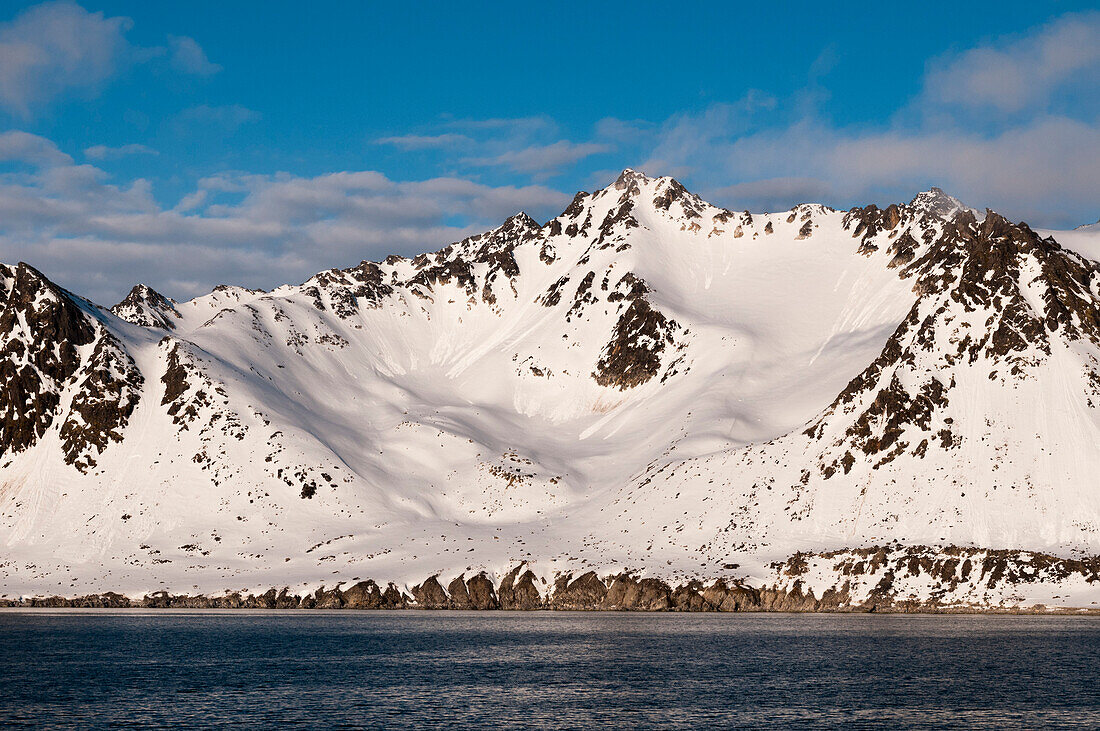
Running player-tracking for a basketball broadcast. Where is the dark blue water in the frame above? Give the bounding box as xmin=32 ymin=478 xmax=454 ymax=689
xmin=1 ymin=611 xmax=1098 ymax=729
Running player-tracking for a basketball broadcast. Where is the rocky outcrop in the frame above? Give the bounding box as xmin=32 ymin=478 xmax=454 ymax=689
xmin=498 ymin=566 xmax=544 ymax=609
xmin=593 ymin=274 xmax=683 ymax=390
xmin=445 ymin=573 xmax=499 ymax=609
xmin=59 ymin=331 xmax=144 ymax=472
xmin=4 ymin=548 xmax=1097 ymax=611
xmin=0 ymin=263 xmax=97 ymax=458
xmin=0 ymin=262 xmax=142 ymax=471
xmin=550 ymin=571 xmax=608 ymax=609
xmin=410 ymin=576 xmax=450 ymax=609
xmin=603 ymin=574 xmax=673 ymax=610
xmin=769 ymin=545 xmax=1100 ymax=611
xmin=804 ymin=203 xmax=1100 ymax=478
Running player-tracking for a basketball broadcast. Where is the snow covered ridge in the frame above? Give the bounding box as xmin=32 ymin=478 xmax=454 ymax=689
xmin=3 ymin=169 xmax=1100 ymax=610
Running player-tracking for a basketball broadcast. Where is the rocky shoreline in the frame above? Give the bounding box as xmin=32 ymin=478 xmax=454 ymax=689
xmin=4 ymin=558 xmax=1099 ymax=613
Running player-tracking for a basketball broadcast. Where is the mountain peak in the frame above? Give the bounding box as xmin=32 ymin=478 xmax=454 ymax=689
xmin=908 ymin=187 xmax=968 ymax=220
xmin=614 ymin=168 xmax=650 ymax=186
xmin=502 ymin=211 xmax=540 ymax=231
xmin=612 ymin=168 xmax=675 ymax=197
xmin=111 ymin=283 xmax=180 ymax=329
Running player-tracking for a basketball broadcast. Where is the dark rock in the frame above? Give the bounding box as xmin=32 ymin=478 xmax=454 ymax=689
xmin=381 ymin=583 xmax=408 ymax=609
xmin=701 ymin=581 xmax=761 ymax=612
xmin=0 ymin=263 xmax=97 ymax=459
xmin=342 ymin=580 xmax=383 ymax=608
xmin=550 ymin=571 xmax=608 ymax=610
xmin=447 ymin=575 xmax=472 ymax=608
xmin=498 ymin=566 xmax=543 ymax=609
xmin=412 ymin=576 xmax=450 ymax=609
xmin=602 ymin=574 xmax=673 ymax=611
xmin=464 ymin=573 xmax=500 ymax=610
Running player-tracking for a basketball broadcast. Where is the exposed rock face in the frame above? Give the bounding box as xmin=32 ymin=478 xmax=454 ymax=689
xmin=0 ymin=262 xmax=142 ymax=470
xmin=770 ymin=545 xmax=1100 ymax=611
xmin=59 ymin=332 xmax=143 ymax=472
xmin=701 ymin=581 xmax=761 ymax=612
xmin=341 ymin=580 xmax=384 ymax=608
xmin=4 ymin=547 xmax=1098 ymax=612
xmin=593 ymin=277 xmax=682 ymax=390
xmin=909 ymin=187 xmax=968 ymax=220
xmin=498 ymin=566 xmax=544 ymax=609
xmin=307 ymin=260 xmax=395 ymax=318
xmin=159 ymin=340 xmax=216 ymax=429
xmin=403 ymin=212 xmax=539 ymax=307
xmin=446 ymin=573 xmax=499 ymax=609
xmin=551 ymin=571 xmax=608 ymax=610
xmin=604 ymin=575 xmax=673 ymax=610
xmin=411 ymin=576 xmax=450 ymax=609
xmin=806 ymin=201 xmax=1100 ymax=477
xmin=464 ymin=573 xmax=500 ymax=609
xmin=0 ymin=263 xmax=97 ymax=458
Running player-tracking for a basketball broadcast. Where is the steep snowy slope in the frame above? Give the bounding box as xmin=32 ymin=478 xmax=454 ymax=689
xmin=2 ymin=170 xmax=1099 ymax=609
xmin=1039 ymin=220 xmax=1100 ymax=264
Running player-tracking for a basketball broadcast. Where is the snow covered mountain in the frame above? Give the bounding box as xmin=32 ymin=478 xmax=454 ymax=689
xmin=3 ymin=169 xmax=1100 ymax=610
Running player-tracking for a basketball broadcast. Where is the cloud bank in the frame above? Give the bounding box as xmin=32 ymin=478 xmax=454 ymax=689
xmin=635 ymin=12 xmax=1100 ymax=224
xmin=0 ymin=1 xmax=219 ymax=116
xmin=0 ymin=132 xmax=568 ymax=304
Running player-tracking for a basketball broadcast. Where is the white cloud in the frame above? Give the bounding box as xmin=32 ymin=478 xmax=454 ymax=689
xmin=921 ymin=11 xmax=1100 ymax=113
xmin=0 ymin=142 xmax=570 ymax=304
xmin=441 ymin=115 xmax=557 ymax=135
xmin=618 ymin=13 xmax=1100 ymax=227
xmin=0 ymin=1 xmax=133 ymax=116
xmin=84 ymin=143 xmax=158 ymax=160
xmin=167 ymin=34 xmax=220 ymax=76
xmin=636 ymin=110 xmax=1100 ymax=226
xmin=375 ymin=133 xmax=473 ymax=150
xmin=0 ymin=130 xmax=73 ymax=166
xmin=710 ymin=177 xmax=835 ymax=213
xmin=463 ymin=140 xmax=610 ymax=176
xmin=377 ymin=115 xmax=612 ymax=178
xmin=168 ymin=104 xmax=261 ymax=135
xmin=0 ymin=3 xmax=225 ymax=116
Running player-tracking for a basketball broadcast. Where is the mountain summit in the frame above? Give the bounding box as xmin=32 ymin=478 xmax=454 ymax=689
xmin=3 ymin=171 xmax=1100 ymax=610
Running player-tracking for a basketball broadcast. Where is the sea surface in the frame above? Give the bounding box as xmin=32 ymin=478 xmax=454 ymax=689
xmin=1 ymin=611 xmax=1099 ymax=729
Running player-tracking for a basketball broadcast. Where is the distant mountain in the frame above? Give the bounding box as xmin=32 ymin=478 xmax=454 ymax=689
xmin=111 ymin=284 xmax=181 ymax=330
xmin=3 ymin=169 xmax=1100 ymax=610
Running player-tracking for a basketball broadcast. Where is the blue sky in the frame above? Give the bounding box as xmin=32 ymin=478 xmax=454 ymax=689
xmin=0 ymin=1 xmax=1098 ymax=303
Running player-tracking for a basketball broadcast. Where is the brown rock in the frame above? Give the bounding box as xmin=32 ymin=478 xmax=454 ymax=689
xmin=671 ymin=580 xmax=713 ymax=611
xmin=602 ymin=574 xmax=673 ymax=611
xmin=464 ymin=572 xmax=500 ymax=609
xmin=342 ymin=580 xmax=383 ymax=609
xmin=447 ymin=575 xmax=472 ymax=608
xmin=498 ymin=566 xmax=543 ymax=610
xmin=550 ymin=571 xmax=608 ymax=610
xmin=701 ymin=581 xmax=760 ymax=612
xmin=381 ymin=583 xmax=408 ymax=609
xmin=314 ymin=586 xmax=344 ymax=609
xmin=411 ymin=576 xmax=450 ymax=609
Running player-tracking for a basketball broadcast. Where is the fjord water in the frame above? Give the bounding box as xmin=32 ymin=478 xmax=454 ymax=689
xmin=2 ymin=612 xmax=1098 ymax=729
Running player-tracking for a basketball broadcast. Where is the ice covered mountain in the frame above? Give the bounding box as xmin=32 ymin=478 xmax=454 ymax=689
xmin=3 ymin=169 xmax=1100 ymax=610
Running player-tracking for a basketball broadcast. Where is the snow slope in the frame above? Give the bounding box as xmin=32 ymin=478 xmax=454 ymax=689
xmin=2 ymin=170 xmax=1099 ymax=609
